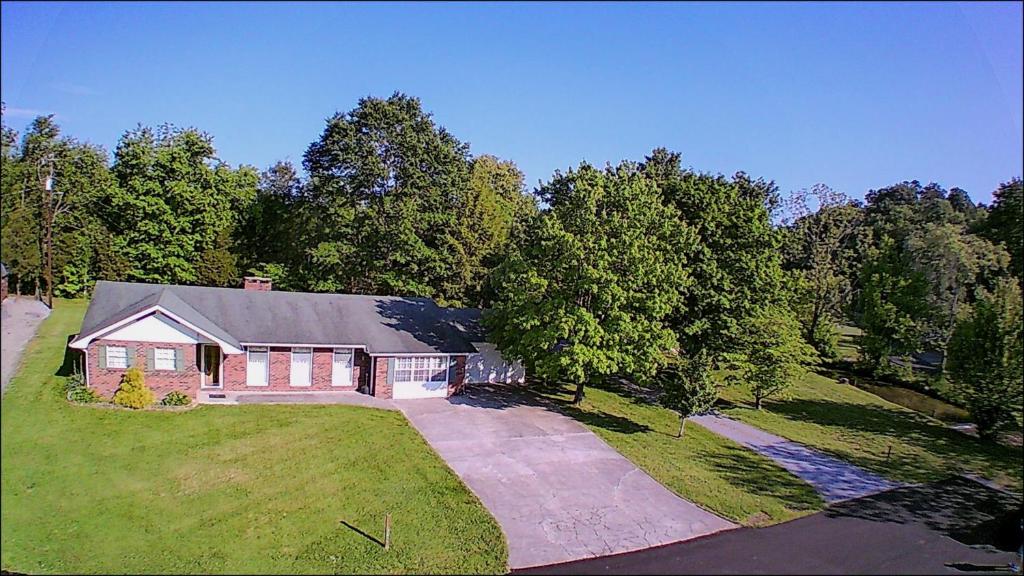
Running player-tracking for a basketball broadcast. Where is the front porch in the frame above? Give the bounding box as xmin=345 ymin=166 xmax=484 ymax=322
xmin=196 ymin=389 xmax=397 ymax=410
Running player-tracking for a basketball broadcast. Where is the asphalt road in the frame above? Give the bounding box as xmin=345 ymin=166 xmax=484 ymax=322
xmin=516 ymin=476 xmax=1022 ymax=575
xmin=1 ymin=297 xmax=50 ymax=393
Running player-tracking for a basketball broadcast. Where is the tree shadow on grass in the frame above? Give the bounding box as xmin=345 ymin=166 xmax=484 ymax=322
xmin=456 ymin=382 xmax=652 ymax=435
xmin=740 ymin=398 xmax=1022 ymax=486
xmin=700 ymin=444 xmax=825 ymax=516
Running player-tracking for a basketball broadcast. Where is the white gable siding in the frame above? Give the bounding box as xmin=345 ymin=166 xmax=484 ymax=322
xmin=98 ymin=313 xmax=212 ymax=344
xmin=465 ymin=342 xmax=525 ymax=385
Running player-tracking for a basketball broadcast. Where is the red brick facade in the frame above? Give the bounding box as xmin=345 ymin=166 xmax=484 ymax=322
xmin=85 ymin=340 xmax=202 ymax=401
xmin=221 ymin=347 xmax=369 ymax=392
xmin=85 ymin=339 xmax=463 ymax=402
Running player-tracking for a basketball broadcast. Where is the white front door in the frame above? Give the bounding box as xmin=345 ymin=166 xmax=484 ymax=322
xmin=332 ymin=348 xmax=353 ymax=386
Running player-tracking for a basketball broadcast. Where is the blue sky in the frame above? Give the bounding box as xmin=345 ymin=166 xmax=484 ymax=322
xmin=2 ymin=1 xmax=1021 ymax=203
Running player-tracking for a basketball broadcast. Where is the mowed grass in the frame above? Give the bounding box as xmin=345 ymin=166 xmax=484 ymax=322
xmin=1 ymin=300 xmax=506 ymax=575
xmin=532 ymin=384 xmax=824 ymax=526
xmin=719 ymin=371 xmax=1023 ymax=492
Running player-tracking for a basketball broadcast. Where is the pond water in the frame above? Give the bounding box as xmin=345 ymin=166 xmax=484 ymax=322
xmin=855 ymin=381 xmax=970 ymax=423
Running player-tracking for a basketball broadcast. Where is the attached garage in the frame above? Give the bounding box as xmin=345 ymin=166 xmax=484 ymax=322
xmin=388 ymin=356 xmax=453 ymax=399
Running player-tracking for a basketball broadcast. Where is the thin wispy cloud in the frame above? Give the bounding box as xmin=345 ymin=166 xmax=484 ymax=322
xmin=2 ymin=106 xmax=55 ymax=119
xmin=52 ymin=82 xmax=99 ymax=96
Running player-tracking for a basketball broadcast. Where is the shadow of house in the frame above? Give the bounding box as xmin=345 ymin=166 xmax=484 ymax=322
xmin=57 ymin=334 xmax=82 ymax=377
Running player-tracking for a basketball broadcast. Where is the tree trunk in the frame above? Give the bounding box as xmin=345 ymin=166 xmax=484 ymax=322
xmin=754 ymin=395 xmax=762 ymax=410
xmin=677 ymin=414 xmax=686 ymax=438
xmin=572 ymin=381 xmax=585 ymax=405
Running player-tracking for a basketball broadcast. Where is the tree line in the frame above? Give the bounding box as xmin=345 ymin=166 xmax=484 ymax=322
xmin=1 ymin=94 xmax=1020 ymax=437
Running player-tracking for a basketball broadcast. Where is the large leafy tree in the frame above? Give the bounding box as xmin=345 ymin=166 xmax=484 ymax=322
xmin=106 ymin=125 xmax=257 ymax=286
xmin=728 ymin=305 xmax=817 ymax=409
xmin=460 ymin=155 xmax=538 ymax=306
xmin=780 ymin=184 xmax=864 ymax=356
xmin=906 ymin=222 xmax=1009 ymax=370
xmin=236 ymin=161 xmax=309 ymax=290
xmin=947 ymin=278 xmax=1023 ymax=439
xmin=977 ymin=178 xmax=1023 ymax=283
xmin=0 ymin=114 xmax=120 ymax=297
xmin=856 ymin=236 xmax=932 ymax=372
xmin=487 ymin=162 xmax=696 ymax=404
xmin=639 ymin=148 xmax=785 ymax=360
xmin=303 ymin=93 xmax=473 ymax=304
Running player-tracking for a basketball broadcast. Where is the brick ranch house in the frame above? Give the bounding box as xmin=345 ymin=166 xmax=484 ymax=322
xmin=68 ymin=278 xmax=524 ymax=402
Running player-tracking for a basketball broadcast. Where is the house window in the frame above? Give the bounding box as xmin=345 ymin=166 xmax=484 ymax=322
xmin=247 ymin=347 xmax=269 ymax=386
xmin=154 ymin=348 xmax=176 ymax=370
xmin=106 ymin=346 xmax=128 ymax=369
xmin=291 ymin=348 xmax=312 ymax=387
xmin=332 ymin=348 xmax=353 ymax=386
xmin=394 ymin=356 xmax=447 ymax=383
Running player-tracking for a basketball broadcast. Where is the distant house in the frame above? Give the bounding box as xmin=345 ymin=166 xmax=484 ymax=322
xmin=68 ymin=278 xmax=524 ymax=402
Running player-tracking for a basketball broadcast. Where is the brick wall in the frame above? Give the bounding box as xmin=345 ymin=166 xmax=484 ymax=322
xmin=448 ymin=355 xmax=467 ymax=396
xmin=86 ymin=340 xmax=200 ymax=400
xmin=372 ymin=356 xmax=392 ymax=399
xmin=222 ymin=347 xmax=367 ymax=392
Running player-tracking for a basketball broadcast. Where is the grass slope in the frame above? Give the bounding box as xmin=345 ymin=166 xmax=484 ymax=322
xmin=720 ymin=371 xmax=1023 ymax=492
xmin=1 ymin=300 xmax=506 ymax=575
xmin=533 ymin=384 xmax=824 ymax=526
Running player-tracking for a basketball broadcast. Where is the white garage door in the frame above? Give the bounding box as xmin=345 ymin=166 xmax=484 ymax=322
xmin=466 ymin=343 xmax=525 ymax=384
xmin=391 ymin=356 xmax=450 ymax=399
xmin=393 ymin=379 xmax=449 ymax=399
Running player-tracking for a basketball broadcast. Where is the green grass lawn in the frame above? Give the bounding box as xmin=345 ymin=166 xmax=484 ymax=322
xmin=1 ymin=300 xmax=506 ymax=575
xmin=532 ymin=383 xmax=824 ymax=526
xmin=719 ymin=371 xmax=1023 ymax=492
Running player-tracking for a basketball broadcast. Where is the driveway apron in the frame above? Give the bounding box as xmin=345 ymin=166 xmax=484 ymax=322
xmin=399 ymin=387 xmax=735 ymax=570
xmin=690 ymin=413 xmax=902 ymax=502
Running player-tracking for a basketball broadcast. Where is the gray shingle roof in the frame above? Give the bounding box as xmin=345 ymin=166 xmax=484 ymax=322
xmin=74 ymin=281 xmax=479 ymax=355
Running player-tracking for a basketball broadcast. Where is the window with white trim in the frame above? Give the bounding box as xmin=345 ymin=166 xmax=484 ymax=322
xmin=154 ymin=348 xmax=176 ymax=370
xmin=246 ymin=347 xmax=269 ymax=386
xmin=394 ymin=356 xmax=447 ymax=383
xmin=106 ymin=346 xmax=128 ymax=369
xmin=291 ymin=347 xmax=312 ymax=386
xmin=332 ymin=348 xmax=353 ymax=386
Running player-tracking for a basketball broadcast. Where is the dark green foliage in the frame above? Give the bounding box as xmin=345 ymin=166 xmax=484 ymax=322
xmin=303 ymin=93 xmax=473 ymax=303
xmin=977 ymin=178 xmax=1023 ymax=283
xmin=160 ymin=391 xmax=192 ymax=407
xmin=639 ymin=149 xmax=786 ymax=360
xmin=947 ymin=279 xmax=1023 ymax=439
xmin=64 ymin=371 xmax=102 ymax=403
xmin=486 ymin=161 xmax=696 ymax=403
xmin=657 ymin=351 xmax=718 ymax=437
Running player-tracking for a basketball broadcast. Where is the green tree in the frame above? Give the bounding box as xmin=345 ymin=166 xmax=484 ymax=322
xmin=947 ymin=279 xmax=1024 ymax=439
xmin=486 ymin=162 xmax=696 ymax=404
xmin=729 ymin=305 xmax=817 ymax=409
xmin=657 ymin=350 xmax=717 ymax=437
xmin=639 ymin=149 xmax=786 ymax=361
xmin=856 ymin=236 xmax=931 ymax=372
xmin=106 ymin=125 xmax=257 ymax=285
xmin=236 ymin=161 xmax=309 ymax=291
xmin=303 ymin=93 xmax=473 ymax=303
xmin=978 ymin=178 xmax=1023 ymax=283
xmin=460 ymin=155 xmax=538 ymax=306
xmin=906 ymin=222 xmax=1009 ymax=371
xmin=780 ymin=184 xmax=864 ymax=356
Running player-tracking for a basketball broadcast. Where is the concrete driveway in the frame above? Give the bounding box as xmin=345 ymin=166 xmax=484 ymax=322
xmin=398 ymin=386 xmax=735 ymax=570
xmin=1 ymin=297 xmax=51 ymax=393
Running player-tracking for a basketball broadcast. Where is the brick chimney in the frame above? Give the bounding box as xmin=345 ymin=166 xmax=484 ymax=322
xmin=243 ymin=276 xmax=272 ymax=291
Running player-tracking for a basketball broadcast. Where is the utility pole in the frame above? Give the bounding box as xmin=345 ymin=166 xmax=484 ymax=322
xmin=41 ymin=156 xmax=55 ymax=309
